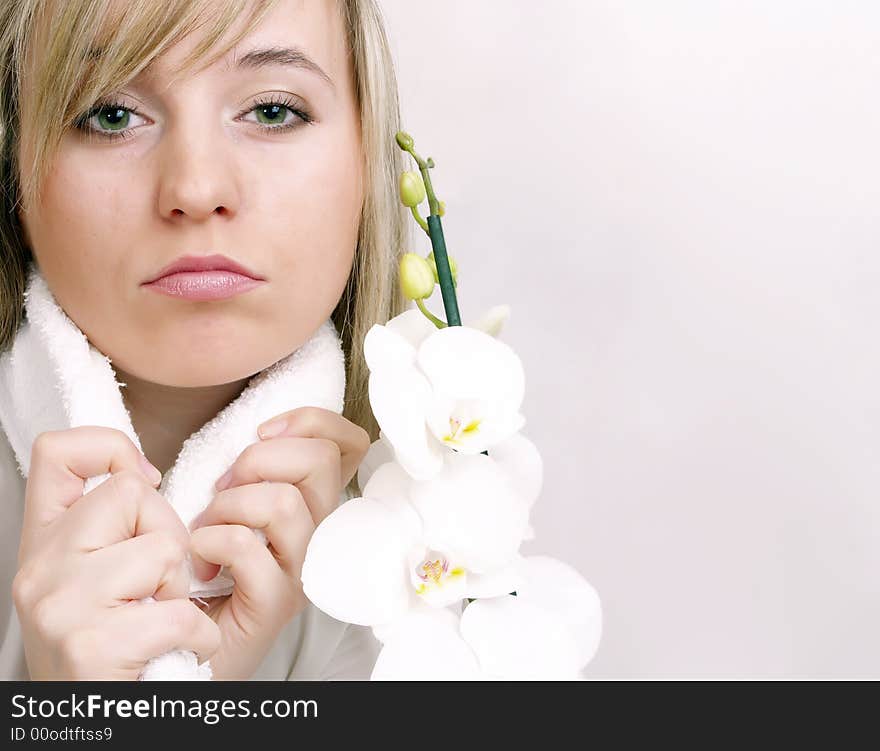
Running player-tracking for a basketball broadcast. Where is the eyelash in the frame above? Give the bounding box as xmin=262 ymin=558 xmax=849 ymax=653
xmin=73 ymin=94 xmax=313 ymax=142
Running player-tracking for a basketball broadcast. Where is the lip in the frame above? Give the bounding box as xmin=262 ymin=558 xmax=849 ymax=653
xmin=144 ymin=253 xmax=264 ymax=284
xmin=142 ymin=253 xmax=265 ymax=301
xmin=144 ymin=270 xmax=265 ymax=301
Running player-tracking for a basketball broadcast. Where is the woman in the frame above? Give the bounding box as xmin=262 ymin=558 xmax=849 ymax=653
xmin=0 ymin=0 xmax=410 ymax=680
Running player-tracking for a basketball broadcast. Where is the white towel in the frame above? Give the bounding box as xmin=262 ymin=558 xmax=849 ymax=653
xmin=0 ymin=261 xmax=348 ymax=679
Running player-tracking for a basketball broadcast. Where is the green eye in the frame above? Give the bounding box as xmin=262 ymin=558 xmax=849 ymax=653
xmin=253 ymin=103 xmax=288 ymax=125
xmin=96 ymin=107 xmax=130 ymax=131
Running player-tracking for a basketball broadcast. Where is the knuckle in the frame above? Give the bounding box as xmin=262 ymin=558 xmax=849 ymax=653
xmin=227 ymin=525 xmax=256 ymax=555
xmin=110 ymin=469 xmax=147 ymax=497
xmin=271 ymin=483 xmax=302 ymax=520
xmin=317 ymin=438 xmax=341 ymax=465
xmin=153 ymin=533 xmax=186 ymax=568
xmin=30 ymin=430 xmax=58 ymax=461
xmin=290 ymin=406 xmax=317 ymax=429
xmin=30 ymin=593 xmax=64 ymax=642
xmin=12 ymin=565 xmax=40 ymax=610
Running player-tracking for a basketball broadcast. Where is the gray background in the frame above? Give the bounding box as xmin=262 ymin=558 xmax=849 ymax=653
xmin=382 ymin=0 xmax=880 ymax=677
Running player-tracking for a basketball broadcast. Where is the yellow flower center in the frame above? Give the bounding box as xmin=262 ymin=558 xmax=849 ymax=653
xmin=413 ymin=552 xmax=466 ymax=595
xmin=442 ymin=415 xmax=481 ymax=446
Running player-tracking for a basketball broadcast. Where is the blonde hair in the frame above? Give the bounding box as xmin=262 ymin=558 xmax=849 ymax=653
xmin=0 ymin=0 xmax=410 ymax=497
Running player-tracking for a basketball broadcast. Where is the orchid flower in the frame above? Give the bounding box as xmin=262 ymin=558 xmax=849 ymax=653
xmin=301 ymin=455 xmax=528 ymax=629
xmin=364 ymin=307 xmax=526 ymax=481
xmin=370 ymin=553 xmax=603 ymax=680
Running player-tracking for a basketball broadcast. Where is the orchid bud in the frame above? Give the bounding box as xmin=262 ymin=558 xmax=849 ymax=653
xmin=396 ymin=131 xmax=414 ymax=150
xmin=399 ymin=253 xmax=436 ymax=300
xmin=399 ymin=171 xmax=426 ymax=208
xmin=426 ymin=251 xmax=458 ymax=286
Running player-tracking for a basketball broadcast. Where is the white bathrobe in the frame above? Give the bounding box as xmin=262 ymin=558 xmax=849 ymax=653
xmin=0 ymin=262 xmax=379 ymax=680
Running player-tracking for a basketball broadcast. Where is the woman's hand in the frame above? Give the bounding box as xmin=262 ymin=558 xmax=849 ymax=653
xmin=188 ymin=407 xmax=370 ymax=680
xmin=13 ymin=427 xmax=221 ymax=680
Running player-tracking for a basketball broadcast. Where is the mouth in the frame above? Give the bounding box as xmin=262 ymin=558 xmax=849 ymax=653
xmin=143 ymin=270 xmax=266 ymax=301
xmin=141 ymin=253 xmax=266 ymax=301
xmin=143 ymin=253 xmax=265 ymax=285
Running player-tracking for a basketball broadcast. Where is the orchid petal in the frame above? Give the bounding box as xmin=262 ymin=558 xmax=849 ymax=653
xmin=357 ymin=432 xmax=396 ymax=491
xmin=385 ymin=307 xmax=440 ymax=350
xmin=371 ymin=607 xmax=483 ymax=680
xmin=465 ymin=560 xmax=523 ymax=599
xmin=363 ymin=322 xmax=417 ymax=372
xmin=417 ymin=326 xmax=526 ymax=454
xmin=410 ymin=452 xmax=529 ymax=573
xmin=423 ymin=392 xmax=525 ymax=455
xmin=465 ymin=304 xmax=510 ymax=338
xmin=362 ymin=461 xmax=423 ymax=546
xmin=372 ymin=598 xmax=456 ymax=645
xmin=301 ymin=497 xmax=412 ymax=626
xmin=514 ymin=555 xmax=603 ymax=668
xmin=485 ymin=431 xmax=543 ymax=508
xmin=367 ymin=364 xmax=444 ymax=481
xmin=417 ymin=325 xmax=524 ymax=413
xmin=460 ymin=595 xmax=582 ymax=679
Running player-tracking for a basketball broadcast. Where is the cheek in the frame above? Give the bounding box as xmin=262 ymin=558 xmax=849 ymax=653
xmin=30 ymin=151 xmax=135 ymax=272
xmin=250 ymin=125 xmax=361 ymax=304
xmin=24 ymin=151 xmax=136 ymax=330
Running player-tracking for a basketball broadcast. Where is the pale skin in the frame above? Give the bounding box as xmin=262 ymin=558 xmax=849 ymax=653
xmin=12 ymin=0 xmax=371 ymax=679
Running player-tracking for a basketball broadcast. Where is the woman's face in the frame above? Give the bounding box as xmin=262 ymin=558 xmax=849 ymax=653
xmin=17 ymin=0 xmax=363 ymax=387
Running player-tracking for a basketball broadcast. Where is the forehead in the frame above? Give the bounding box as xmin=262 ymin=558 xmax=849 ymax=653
xmin=97 ymin=0 xmax=346 ymax=92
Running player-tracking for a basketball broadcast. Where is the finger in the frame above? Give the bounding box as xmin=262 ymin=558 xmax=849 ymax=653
xmin=84 ymin=531 xmax=190 ymax=605
xmin=190 ymin=524 xmax=285 ymax=606
xmin=192 ymin=482 xmax=315 ymax=577
xmin=214 ymin=437 xmax=341 ymax=525
xmin=23 ymin=427 xmax=161 ymax=556
xmin=46 ymin=599 xmax=220 ymax=680
xmin=257 ymin=407 xmax=370 ymax=486
xmin=105 ymin=598 xmax=222 ymax=672
xmin=51 ymin=469 xmax=189 ymax=553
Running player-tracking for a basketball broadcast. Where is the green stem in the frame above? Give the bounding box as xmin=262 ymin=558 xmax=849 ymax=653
xmin=400 ymin=144 xmax=459 ymax=324
xmin=415 ymin=298 xmax=447 ymax=329
xmin=427 ymin=215 xmax=461 ymax=327
xmin=410 ymin=206 xmax=429 ymax=235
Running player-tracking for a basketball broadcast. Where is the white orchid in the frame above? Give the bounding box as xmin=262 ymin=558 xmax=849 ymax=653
xmin=370 ymin=553 xmax=603 ymax=681
xmin=301 ymin=433 xmax=601 ymax=679
xmin=363 ymin=308 xmax=526 ymax=481
xmin=301 ymin=456 xmax=527 ymax=628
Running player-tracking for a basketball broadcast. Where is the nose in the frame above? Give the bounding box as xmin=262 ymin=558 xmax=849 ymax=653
xmin=157 ymin=122 xmax=240 ymax=222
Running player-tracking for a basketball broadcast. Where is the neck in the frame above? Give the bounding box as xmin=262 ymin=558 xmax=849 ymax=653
xmin=113 ymin=366 xmax=250 ymax=475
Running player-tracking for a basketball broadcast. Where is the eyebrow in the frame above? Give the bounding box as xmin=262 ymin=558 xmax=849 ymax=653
xmin=227 ymin=46 xmax=335 ymax=92
xmin=89 ymin=44 xmax=336 ymax=92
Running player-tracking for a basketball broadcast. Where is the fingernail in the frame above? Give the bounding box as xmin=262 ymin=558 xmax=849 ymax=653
xmin=258 ymin=418 xmax=287 ymax=439
xmin=214 ymin=468 xmax=232 ymax=491
xmin=139 ymin=454 xmax=162 ymax=486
